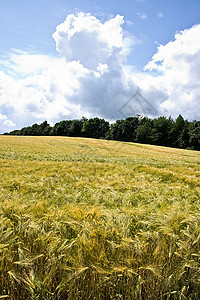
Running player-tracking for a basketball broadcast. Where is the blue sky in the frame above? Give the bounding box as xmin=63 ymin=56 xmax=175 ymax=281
xmin=0 ymin=0 xmax=200 ymax=132
xmin=1 ymin=0 xmax=200 ymax=68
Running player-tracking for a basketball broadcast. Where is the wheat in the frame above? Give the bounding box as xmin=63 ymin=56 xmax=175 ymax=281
xmin=0 ymin=136 xmax=199 ymax=299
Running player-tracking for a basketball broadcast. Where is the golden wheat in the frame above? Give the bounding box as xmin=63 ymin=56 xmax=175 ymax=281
xmin=0 ymin=136 xmax=200 ymax=299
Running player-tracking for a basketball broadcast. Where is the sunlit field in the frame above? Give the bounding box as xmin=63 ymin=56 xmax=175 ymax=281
xmin=0 ymin=136 xmax=200 ymax=299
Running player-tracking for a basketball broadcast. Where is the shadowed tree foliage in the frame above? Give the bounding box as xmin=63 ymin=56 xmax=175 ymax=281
xmin=151 ymin=117 xmax=174 ymax=146
xmin=110 ymin=120 xmax=125 ymax=141
xmin=135 ymin=117 xmax=153 ymax=144
xmin=170 ymin=114 xmax=186 ymax=147
xmin=122 ymin=116 xmax=140 ymax=142
xmin=68 ymin=119 xmax=84 ymax=137
xmin=51 ymin=120 xmax=73 ymax=136
xmin=81 ymin=117 xmax=109 ymax=139
xmin=189 ymin=121 xmax=200 ymax=150
xmin=7 ymin=121 xmax=52 ymax=136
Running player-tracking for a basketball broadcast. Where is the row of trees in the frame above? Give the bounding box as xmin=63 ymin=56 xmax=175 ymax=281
xmin=5 ymin=115 xmax=200 ymax=150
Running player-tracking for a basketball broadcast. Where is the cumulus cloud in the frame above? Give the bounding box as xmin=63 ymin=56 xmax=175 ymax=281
xmin=138 ymin=24 xmax=200 ymax=120
xmin=0 ymin=12 xmax=200 ymax=133
xmin=0 ymin=13 xmax=141 ymax=133
xmin=0 ymin=53 xmax=87 ymax=131
xmin=51 ymin=12 xmax=142 ymax=119
xmin=53 ymin=13 xmax=128 ymax=70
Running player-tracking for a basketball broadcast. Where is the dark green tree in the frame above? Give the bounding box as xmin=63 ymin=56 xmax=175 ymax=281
xmin=136 ymin=117 xmax=153 ymax=144
xmin=82 ymin=117 xmax=109 ymax=139
xmin=151 ymin=117 xmax=174 ymax=146
xmin=52 ymin=120 xmax=73 ymax=136
xmin=188 ymin=121 xmax=200 ymax=150
xmin=39 ymin=121 xmax=52 ymax=136
xmin=170 ymin=114 xmax=185 ymax=147
xmin=121 ymin=116 xmax=140 ymax=142
xmin=68 ymin=119 xmax=84 ymax=137
xmin=110 ymin=120 xmax=125 ymax=141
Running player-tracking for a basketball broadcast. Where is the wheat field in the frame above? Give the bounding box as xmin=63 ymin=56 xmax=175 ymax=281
xmin=0 ymin=135 xmax=200 ymax=299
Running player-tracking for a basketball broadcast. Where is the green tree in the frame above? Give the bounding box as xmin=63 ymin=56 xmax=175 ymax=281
xmin=189 ymin=121 xmax=200 ymax=150
xmin=82 ymin=117 xmax=110 ymax=139
xmin=39 ymin=121 xmax=51 ymax=136
xmin=151 ymin=117 xmax=174 ymax=146
xmin=52 ymin=120 xmax=73 ymax=136
xmin=121 ymin=116 xmax=140 ymax=142
xmin=136 ymin=117 xmax=153 ymax=144
xmin=110 ymin=120 xmax=125 ymax=141
xmin=170 ymin=114 xmax=185 ymax=147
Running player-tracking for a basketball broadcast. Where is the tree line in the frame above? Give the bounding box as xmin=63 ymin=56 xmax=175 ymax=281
xmin=5 ymin=115 xmax=200 ymax=150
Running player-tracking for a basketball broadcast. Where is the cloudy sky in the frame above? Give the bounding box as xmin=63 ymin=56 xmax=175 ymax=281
xmin=0 ymin=0 xmax=200 ymax=133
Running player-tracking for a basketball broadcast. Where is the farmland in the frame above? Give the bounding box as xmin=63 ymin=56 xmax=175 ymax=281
xmin=0 ymin=136 xmax=200 ymax=299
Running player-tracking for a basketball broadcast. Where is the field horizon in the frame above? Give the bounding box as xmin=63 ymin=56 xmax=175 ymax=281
xmin=0 ymin=135 xmax=200 ymax=299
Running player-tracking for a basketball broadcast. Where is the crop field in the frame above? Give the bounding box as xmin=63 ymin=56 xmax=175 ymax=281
xmin=0 ymin=135 xmax=200 ymax=299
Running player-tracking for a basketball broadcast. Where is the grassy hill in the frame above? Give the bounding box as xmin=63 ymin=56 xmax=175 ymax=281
xmin=0 ymin=136 xmax=200 ymax=299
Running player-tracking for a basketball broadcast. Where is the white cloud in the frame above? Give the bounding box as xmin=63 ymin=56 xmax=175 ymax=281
xmin=137 ymin=24 xmax=200 ymax=120
xmin=52 ymin=13 xmax=128 ymax=70
xmin=125 ymin=20 xmax=134 ymax=26
xmin=0 ymin=113 xmax=7 ymax=121
xmin=137 ymin=12 xmax=147 ymax=20
xmin=3 ymin=119 xmax=16 ymax=127
xmin=0 ymin=112 xmax=16 ymax=132
xmin=158 ymin=12 xmax=163 ymax=18
xmin=0 ymin=13 xmax=140 ymax=133
xmin=0 ymin=53 xmax=88 ymax=131
xmin=0 ymin=13 xmax=200 ymax=133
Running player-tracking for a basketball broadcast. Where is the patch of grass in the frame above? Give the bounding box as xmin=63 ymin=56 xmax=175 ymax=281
xmin=0 ymin=136 xmax=200 ymax=299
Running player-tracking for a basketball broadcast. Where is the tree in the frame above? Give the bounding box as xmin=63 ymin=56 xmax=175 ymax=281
xmin=121 ymin=117 xmax=139 ymax=142
xmin=170 ymin=114 xmax=185 ymax=147
xmin=52 ymin=120 xmax=73 ymax=136
xmin=151 ymin=117 xmax=173 ymax=146
xmin=136 ymin=117 xmax=153 ymax=144
xmin=82 ymin=118 xmax=110 ymax=139
xmin=177 ymin=120 xmax=190 ymax=149
xmin=110 ymin=120 xmax=125 ymax=141
xmin=68 ymin=119 xmax=84 ymax=137
xmin=40 ymin=121 xmax=51 ymax=136
xmin=188 ymin=121 xmax=200 ymax=150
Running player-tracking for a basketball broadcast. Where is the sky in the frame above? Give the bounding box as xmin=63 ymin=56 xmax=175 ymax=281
xmin=0 ymin=0 xmax=200 ymax=133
